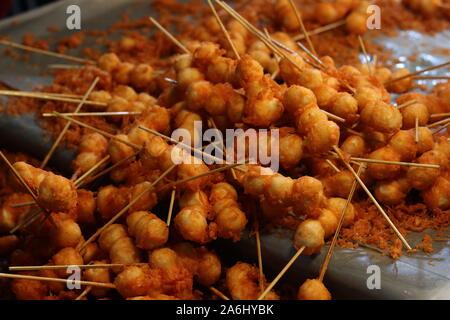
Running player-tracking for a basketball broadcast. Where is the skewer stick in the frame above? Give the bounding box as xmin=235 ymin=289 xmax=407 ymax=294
xmin=413 ymin=76 xmax=450 ymax=80
xmin=415 ymin=117 xmax=419 ymax=143
xmin=207 ymin=0 xmax=240 ymax=59
xmin=0 ymin=272 xmax=115 ymax=289
xmin=166 ymin=188 xmax=176 ymax=226
xmin=287 ymin=0 xmax=317 ymax=56
xmin=0 ymin=90 xmax=105 ymax=107
xmin=209 ymin=286 xmax=230 ymax=300
xmin=292 ymin=20 xmax=346 ymax=41
xmin=73 ymin=155 xmax=110 ymax=187
xmin=53 ymin=112 xmax=141 ymax=149
xmin=325 ymin=159 xmax=340 ymax=173
xmin=386 ymin=61 xmax=450 ymax=84
xmin=215 ymin=1 xmax=289 ymax=65
xmin=346 ymin=128 xmax=383 ymax=143
xmin=257 ymin=246 xmax=305 ymax=300
xmin=149 ymin=17 xmax=190 ymax=54
xmin=332 ymin=146 xmax=411 ymax=250
xmin=329 ymin=152 xmax=439 ymax=168
xmin=208 ymin=118 xmax=237 ymax=179
xmin=78 ymin=164 xmax=177 ymax=251
xmin=153 ymin=162 xmax=248 ymax=195
xmin=254 ymin=216 xmax=264 ymax=293
xmin=430 ymin=113 xmax=450 ymax=118
xmin=41 ymin=77 xmax=100 ymax=168
xmin=43 ymin=111 xmax=141 ymax=117
xmin=0 ymin=151 xmax=38 ymax=202
xmin=48 ymin=64 xmax=83 ymax=70
xmin=11 ymin=201 xmax=36 ymax=208
xmin=10 ymin=209 xmax=42 ymax=234
xmin=427 ymin=117 xmax=450 ymax=128
xmin=77 ymin=150 xmax=141 ymax=188
xmin=9 ymin=263 xmax=148 ymax=271
xmin=397 ymin=99 xmax=417 ymax=109
xmin=0 ymin=39 xmax=95 ymax=64
xmin=358 ymin=36 xmax=372 ymax=76
xmin=41 ymin=92 xmax=83 ymax=99
xmin=75 ymin=286 xmax=92 ymax=300
xmin=318 ymin=165 xmax=363 ymax=282
xmin=263 ymin=29 xmax=280 ymax=80
xmin=432 ymin=121 xmax=450 ymax=135
xmin=295 ymin=40 xmax=324 ymax=68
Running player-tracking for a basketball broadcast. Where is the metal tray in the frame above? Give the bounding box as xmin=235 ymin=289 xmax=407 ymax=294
xmin=0 ymin=0 xmax=448 ymax=300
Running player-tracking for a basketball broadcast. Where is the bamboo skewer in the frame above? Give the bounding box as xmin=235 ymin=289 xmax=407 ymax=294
xmin=75 ymin=287 xmax=92 ymax=300
xmin=43 ymin=111 xmax=141 ymax=117
xmin=153 ymin=161 xmax=248 ymax=195
xmin=209 ymin=286 xmax=230 ymax=300
xmin=358 ymin=36 xmax=372 ymax=76
xmin=166 ymin=188 xmax=177 ymax=226
xmin=427 ymin=117 xmax=450 ymax=128
xmin=254 ymin=217 xmax=264 ymax=294
xmin=386 ymin=61 xmax=450 ymax=84
xmin=149 ymin=17 xmax=190 ymax=54
xmin=48 ymin=64 xmax=83 ymax=70
xmin=41 ymin=77 xmax=100 ymax=169
xmin=11 ymin=201 xmax=36 ymax=208
xmin=346 ymin=128 xmax=383 ymax=143
xmin=0 ymin=39 xmax=95 ymax=65
xmin=333 ymin=146 xmax=412 ymax=250
xmin=10 ymin=209 xmax=42 ymax=234
xmin=287 ymin=0 xmax=317 ymax=57
xmin=257 ymin=246 xmax=305 ymax=300
xmin=432 ymin=121 xmax=450 ymax=135
xmin=0 ymin=272 xmax=115 ymax=289
xmin=349 ymin=157 xmax=439 ymax=168
xmin=318 ymin=165 xmax=363 ymax=282
xmin=9 ymin=263 xmax=148 ymax=271
xmin=0 ymin=90 xmax=106 ymax=107
xmin=325 ymin=159 xmax=341 ymax=173
xmin=329 ymin=152 xmax=439 ymax=168
xmin=295 ymin=40 xmax=324 ymax=69
xmin=73 ymin=155 xmax=110 ymax=187
xmin=207 ymin=0 xmax=240 ymax=59
xmin=77 ymin=150 xmax=141 ymax=188
xmin=292 ymin=20 xmax=346 ymax=41
xmin=415 ymin=117 xmax=419 ymax=143
xmin=208 ymin=117 xmax=237 ymax=179
xmin=263 ymin=29 xmax=280 ymax=80
xmin=413 ymin=76 xmax=450 ymax=80
xmin=53 ymin=112 xmax=141 ymax=149
xmin=430 ymin=113 xmax=450 ymax=118
xmin=397 ymin=99 xmax=418 ymax=109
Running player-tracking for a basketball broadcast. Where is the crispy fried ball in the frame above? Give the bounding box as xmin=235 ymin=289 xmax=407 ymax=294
xmin=294 ymin=219 xmax=325 ymax=255
xmin=298 ymin=279 xmax=331 ymax=300
xmin=37 ymin=173 xmax=77 ymax=212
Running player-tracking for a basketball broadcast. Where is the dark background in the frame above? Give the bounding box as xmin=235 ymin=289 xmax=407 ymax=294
xmin=0 ymin=0 xmax=58 ymax=19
